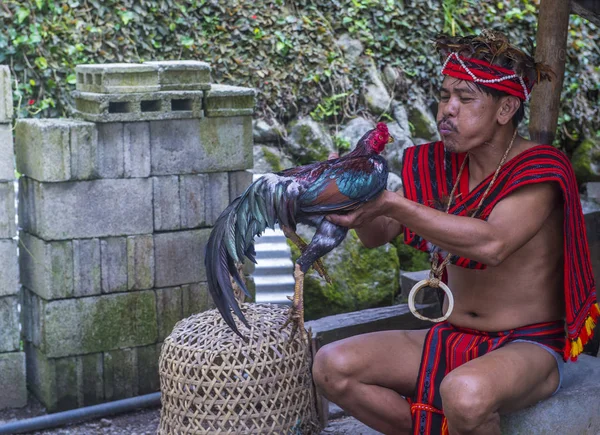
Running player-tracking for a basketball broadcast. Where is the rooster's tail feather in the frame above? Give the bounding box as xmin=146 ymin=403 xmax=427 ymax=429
xmin=205 ymin=175 xmax=297 ymax=338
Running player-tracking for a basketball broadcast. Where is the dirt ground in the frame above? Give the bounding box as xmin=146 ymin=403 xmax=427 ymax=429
xmin=0 ymin=394 xmax=362 ymax=434
xmin=0 ymin=394 xmax=160 ymax=434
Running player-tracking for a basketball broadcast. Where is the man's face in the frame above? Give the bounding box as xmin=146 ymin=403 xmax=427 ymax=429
xmin=436 ymin=76 xmax=503 ymax=153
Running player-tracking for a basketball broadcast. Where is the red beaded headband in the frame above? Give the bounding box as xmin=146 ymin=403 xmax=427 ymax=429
xmin=441 ymin=52 xmax=533 ymax=101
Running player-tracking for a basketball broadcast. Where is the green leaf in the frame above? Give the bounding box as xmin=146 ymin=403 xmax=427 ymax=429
xmin=17 ymin=7 xmax=31 ymax=24
xmin=35 ymin=0 xmax=45 ymax=10
xmin=181 ymin=36 xmax=194 ymax=48
xmin=66 ymin=74 xmax=77 ymax=84
xmin=35 ymin=57 xmax=48 ymax=70
xmin=121 ymin=11 xmax=135 ymax=25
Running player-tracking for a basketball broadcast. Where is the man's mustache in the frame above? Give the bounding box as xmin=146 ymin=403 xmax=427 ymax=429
xmin=438 ymin=118 xmax=458 ymax=132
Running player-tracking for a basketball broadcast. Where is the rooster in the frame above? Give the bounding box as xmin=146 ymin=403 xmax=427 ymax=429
xmin=205 ymin=122 xmax=393 ymax=340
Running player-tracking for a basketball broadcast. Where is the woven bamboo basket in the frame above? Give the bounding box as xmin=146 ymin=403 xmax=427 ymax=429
xmin=158 ymin=303 xmax=321 ymax=434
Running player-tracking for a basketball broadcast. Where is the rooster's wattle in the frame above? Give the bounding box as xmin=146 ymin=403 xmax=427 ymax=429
xmin=205 ymin=122 xmax=393 ymax=339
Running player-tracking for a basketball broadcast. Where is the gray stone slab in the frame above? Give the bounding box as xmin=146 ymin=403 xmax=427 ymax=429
xmin=153 ymin=176 xmax=180 ymax=231
xmin=137 ymin=343 xmax=161 ymax=395
xmin=321 ymin=417 xmax=382 ymax=435
xmin=182 ymin=282 xmax=210 ymax=317
xmin=55 ymin=356 xmax=79 ymax=410
xmin=156 ymin=286 xmax=183 ymax=341
xmin=80 ymin=352 xmax=104 ymax=406
xmin=0 ymin=124 xmax=15 ymax=181
xmin=178 ymin=172 xmax=231 ymax=229
xmin=149 ymin=117 xmax=253 ymax=176
xmin=73 ymin=238 xmax=102 ymax=297
xmin=306 ymin=303 xmax=440 ymax=348
xmin=100 ymin=237 xmax=128 ymax=293
xmin=587 ymin=182 xmax=600 ymax=201
xmin=31 ymin=290 xmax=157 ymax=358
xmin=15 ymin=119 xmax=72 ymax=182
xmin=22 ymin=289 xmax=42 ymax=347
xmin=20 ymin=177 xmax=153 ymax=240
xmin=229 ymin=170 xmax=253 ymax=200
xmin=25 ymin=342 xmax=106 ymax=412
xmin=104 ymin=348 xmax=139 ymax=402
xmin=124 ymin=122 xmax=151 ymax=178
xmin=97 ymin=122 xmax=124 ymax=178
xmin=25 ymin=343 xmax=57 ymax=410
xmin=0 ymin=181 xmax=15 ymax=238
xmin=0 ymin=352 xmax=27 ymax=410
xmin=69 ymin=120 xmax=99 ymax=180
xmin=0 ymin=66 xmax=12 ymax=122
xmin=500 ymin=354 xmax=600 ymax=434
xmin=154 ymin=229 xmax=211 ymax=287
xmin=0 ymin=296 xmax=20 ymax=352
xmin=179 ymin=174 xmax=207 ymax=229
xmin=0 ymin=239 xmax=18 ymax=297
xmin=16 ymin=119 xmax=100 ymax=182
xmin=144 ymin=60 xmax=211 ymax=91
xmin=73 ymin=90 xmax=204 ymax=123
xmin=20 ymin=232 xmax=74 ymax=300
xmin=207 ymin=172 xmax=230 ymax=225
xmin=399 ymin=269 xmax=440 ymax=305
xmin=127 ymin=235 xmax=154 ymax=290
xmin=76 ymin=63 xmax=160 ymax=94
xmin=204 ymin=84 xmax=255 ymax=117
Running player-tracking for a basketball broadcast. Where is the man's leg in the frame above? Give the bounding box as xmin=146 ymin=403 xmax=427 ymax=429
xmin=440 ymin=341 xmax=561 ymax=435
xmin=312 ymin=329 xmax=429 ymax=435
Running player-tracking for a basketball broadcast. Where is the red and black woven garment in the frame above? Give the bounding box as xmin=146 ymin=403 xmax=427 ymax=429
xmin=409 ymin=320 xmax=565 ymax=435
xmin=401 ymin=142 xmax=598 ymax=360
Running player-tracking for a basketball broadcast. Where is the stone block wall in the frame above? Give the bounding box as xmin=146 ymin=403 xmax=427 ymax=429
xmin=0 ymin=65 xmax=26 ymax=410
xmin=16 ymin=61 xmax=255 ymax=412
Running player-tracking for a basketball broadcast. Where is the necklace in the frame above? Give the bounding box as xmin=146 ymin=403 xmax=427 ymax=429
xmin=408 ymin=129 xmax=519 ymax=322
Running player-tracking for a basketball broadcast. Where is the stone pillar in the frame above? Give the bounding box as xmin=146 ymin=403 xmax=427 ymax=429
xmin=0 ymin=66 xmax=27 ymax=410
xmin=16 ymin=61 xmax=255 ymax=412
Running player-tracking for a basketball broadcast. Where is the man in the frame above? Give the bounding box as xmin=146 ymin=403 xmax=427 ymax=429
xmin=312 ymin=31 xmax=598 ymax=435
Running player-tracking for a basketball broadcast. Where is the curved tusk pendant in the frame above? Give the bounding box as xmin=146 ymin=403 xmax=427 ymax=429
xmin=408 ymin=279 xmax=454 ymax=322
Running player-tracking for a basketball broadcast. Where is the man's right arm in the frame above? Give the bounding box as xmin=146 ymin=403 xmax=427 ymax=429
xmin=355 ymin=215 xmax=403 ymax=248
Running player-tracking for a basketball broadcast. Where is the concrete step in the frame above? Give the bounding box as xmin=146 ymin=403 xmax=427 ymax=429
xmin=254 ymin=258 xmax=295 ymax=275
xmin=255 ymin=292 xmax=292 ymax=305
xmin=254 ymin=243 xmax=292 ymax=260
xmin=252 ymin=218 xmax=295 ymax=305
xmin=253 ymin=274 xmax=295 ymax=288
xmin=256 ymin=228 xmax=288 ymax=244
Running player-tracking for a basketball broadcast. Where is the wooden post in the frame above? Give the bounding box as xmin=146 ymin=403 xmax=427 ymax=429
xmin=529 ymin=0 xmax=571 ymax=145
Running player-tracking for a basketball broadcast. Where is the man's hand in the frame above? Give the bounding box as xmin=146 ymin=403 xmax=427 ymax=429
xmin=326 ymin=190 xmax=384 ymax=228
xmin=326 ymin=190 xmax=404 ymax=248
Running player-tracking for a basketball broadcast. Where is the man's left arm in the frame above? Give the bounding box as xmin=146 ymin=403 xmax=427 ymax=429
xmin=328 ymin=183 xmax=561 ymax=266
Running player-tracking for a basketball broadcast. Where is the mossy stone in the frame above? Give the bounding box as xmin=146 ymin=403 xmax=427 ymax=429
xmin=41 ymin=291 xmax=158 ymax=358
xmin=572 ymin=138 xmax=600 ymax=184
xmin=290 ymin=227 xmax=400 ymax=320
xmin=262 ymin=147 xmax=284 ymax=172
xmin=391 ymin=234 xmax=431 ymax=272
xmin=286 ymin=118 xmax=334 ymax=165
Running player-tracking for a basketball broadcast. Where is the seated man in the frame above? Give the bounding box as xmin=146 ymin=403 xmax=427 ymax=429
xmin=313 ymin=30 xmax=598 ymax=435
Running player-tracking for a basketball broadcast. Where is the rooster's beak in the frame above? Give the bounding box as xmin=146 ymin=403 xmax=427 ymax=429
xmin=388 ymin=135 xmax=395 ymax=144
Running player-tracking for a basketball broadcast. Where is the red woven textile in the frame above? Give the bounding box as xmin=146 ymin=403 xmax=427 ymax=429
xmin=401 ymin=142 xmax=598 ymax=360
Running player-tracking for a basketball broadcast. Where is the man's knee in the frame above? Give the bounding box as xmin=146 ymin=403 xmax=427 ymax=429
xmin=312 ymin=343 xmax=356 ymax=397
xmin=440 ymin=371 xmax=497 ymax=431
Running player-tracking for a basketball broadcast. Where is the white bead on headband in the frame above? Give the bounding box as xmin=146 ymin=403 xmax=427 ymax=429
xmin=441 ymin=52 xmax=530 ymax=101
